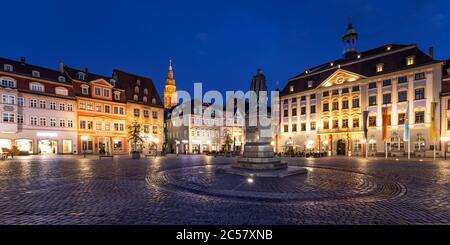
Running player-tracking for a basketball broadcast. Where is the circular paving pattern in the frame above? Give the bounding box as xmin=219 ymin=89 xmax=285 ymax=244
xmin=151 ymin=165 xmax=407 ymax=203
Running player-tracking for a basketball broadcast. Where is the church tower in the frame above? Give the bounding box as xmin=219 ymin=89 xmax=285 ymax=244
xmin=342 ymin=19 xmax=358 ymax=59
xmin=164 ymin=58 xmax=177 ymax=109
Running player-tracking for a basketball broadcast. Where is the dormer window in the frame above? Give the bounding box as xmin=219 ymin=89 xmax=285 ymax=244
xmin=3 ymin=64 xmax=13 ymax=72
xmin=81 ymin=85 xmax=89 ymax=95
xmin=376 ymin=63 xmax=384 ymax=73
xmin=307 ymin=81 xmax=313 ymax=88
xmin=289 ymin=85 xmax=294 ymax=92
xmin=114 ymin=91 xmax=121 ymax=100
xmin=151 ymin=98 xmax=156 ymax=104
xmin=136 ymin=80 xmax=141 ymax=86
xmin=143 ymin=96 xmax=148 ymax=103
xmin=134 ymin=86 xmax=139 ymax=93
xmin=144 ymin=88 xmax=148 ymax=95
xmin=407 ymin=56 xmax=415 ymax=66
xmin=386 ymin=45 xmax=392 ymax=51
xmin=55 ymin=87 xmax=68 ymax=96
xmin=133 ymin=94 xmax=138 ymax=101
xmin=32 ymin=70 xmax=40 ymax=77
xmin=58 ymin=76 xmax=66 ymax=82
xmin=109 ymin=79 xmax=116 ymax=87
xmin=447 ymin=68 xmax=450 ymax=75
xmin=78 ymin=72 xmax=85 ymax=81
xmin=30 ymin=82 xmax=44 ymax=92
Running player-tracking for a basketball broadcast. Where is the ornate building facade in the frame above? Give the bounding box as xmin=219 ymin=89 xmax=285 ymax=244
xmin=0 ymin=57 xmax=77 ymax=154
xmin=164 ymin=59 xmax=177 ymax=109
xmin=0 ymin=56 xmax=164 ymax=155
xmin=279 ymin=22 xmax=446 ymax=157
xmin=113 ymin=69 xmax=164 ymax=154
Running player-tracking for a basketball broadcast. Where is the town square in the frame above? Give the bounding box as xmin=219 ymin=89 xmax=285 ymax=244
xmin=0 ymin=154 xmax=449 ymax=225
xmin=1 ymin=0 xmax=450 ymax=234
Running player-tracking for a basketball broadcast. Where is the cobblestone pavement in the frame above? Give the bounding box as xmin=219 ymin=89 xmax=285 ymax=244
xmin=0 ymin=154 xmax=449 ymax=224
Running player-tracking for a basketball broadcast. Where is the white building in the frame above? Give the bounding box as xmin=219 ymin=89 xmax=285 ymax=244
xmin=277 ymin=23 xmax=446 ymax=157
xmin=0 ymin=57 xmax=77 ymax=155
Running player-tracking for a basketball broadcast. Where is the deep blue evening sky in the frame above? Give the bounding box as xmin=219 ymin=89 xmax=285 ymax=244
xmin=2 ymin=0 xmax=450 ymax=96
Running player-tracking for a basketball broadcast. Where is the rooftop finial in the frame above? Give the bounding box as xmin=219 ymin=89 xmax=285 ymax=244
xmin=169 ymin=57 xmax=172 ymax=70
xmin=348 ymin=18 xmax=353 ymax=29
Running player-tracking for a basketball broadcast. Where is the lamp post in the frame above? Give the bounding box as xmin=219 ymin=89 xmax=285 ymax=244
xmin=441 ymin=136 xmax=450 ymax=160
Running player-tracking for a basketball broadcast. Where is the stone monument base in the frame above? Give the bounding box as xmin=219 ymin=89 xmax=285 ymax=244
xmin=224 ymin=142 xmax=308 ymax=177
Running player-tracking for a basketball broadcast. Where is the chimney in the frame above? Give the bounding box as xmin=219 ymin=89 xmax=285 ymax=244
xmin=59 ymin=60 xmax=64 ymax=73
xmin=429 ymin=47 xmax=434 ymax=59
xmin=20 ymin=57 xmax=26 ymax=65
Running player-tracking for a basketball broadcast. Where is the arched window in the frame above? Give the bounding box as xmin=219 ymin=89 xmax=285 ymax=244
xmin=151 ymin=98 xmax=156 ymax=104
xmin=133 ymin=94 xmax=138 ymax=101
xmin=143 ymin=96 xmax=147 ymax=103
xmin=389 ymin=132 xmax=404 ymax=152
xmin=144 ymin=88 xmax=148 ymax=95
xmin=136 ymin=80 xmax=141 ymax=86
xmin=134 ymin=86 xmax=139 ymax=93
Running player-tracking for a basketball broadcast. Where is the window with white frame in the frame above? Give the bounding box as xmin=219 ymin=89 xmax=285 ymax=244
xmin=17 ymin=97 xmax=24 ymax=106
xmin=58 ymin=76 xmax=66 ymax=83
xmin=60 ymin=103 xmax=65 ymax=111
xmin=39 ymin=100 xmax=46 ymax=109
xmin=2 ymin=95 xmax=15 ymax=104
xmin=50 ymin=118 xmax=56 ymax=127
xmin=60 ymin=119 xmax=66 ymax=127
xmin=30 ymin=99 xmax=37 ymax=108
xmin=78 ymin=72 xmax=85 ymax=80
xmin=81 ymin=85 xmax=89 ymax=95
xmin=1 ymin=78 xmax=16 ymax=88
xmin=39 ymin=117 xmax=46 ymax=126
xmin=3 ymin=64 xmax=13 ymax=72
xmin=30 ymin=82 xmax=44 ymax=92
xmin=30 ymin=116 xmax=38 ymax=126
xmin=103 ymin=88 xmax=110 ymax=97
xmin=68 ymin=119 xmax=73 ymax=128
xmin=55 ymin=87 xmax=68 ymax=96
xmin=67 ymin=104 xmax=73 ymax=111
xmin=17 ymin=114 xmax=23 ymax=124
xmin=32 ymin=70 xmax=40 ymax=77
xmin=114 ymin=91 xmax=120 ymax=100
xmin=50 ymin=102 xmax=56 ymax=110
xmin=94 ymin=87 xmax=101 ymax=96
xmin=2 ymin=112 xmax=14 ymax=123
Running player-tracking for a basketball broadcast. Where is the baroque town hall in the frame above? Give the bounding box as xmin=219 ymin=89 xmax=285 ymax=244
xmin=278 ymin=22 xmax=450 ymax=157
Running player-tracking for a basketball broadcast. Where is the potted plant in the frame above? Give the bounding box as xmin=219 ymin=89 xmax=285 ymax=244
xmin=128 ymin=121 xmax=144 ymax=159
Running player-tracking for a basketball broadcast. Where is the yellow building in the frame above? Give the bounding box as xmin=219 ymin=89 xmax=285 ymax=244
xmin=113 ymin=69 xmax=164 ymax=154
xmin=164 ymin=59 xmax=177 ymax=109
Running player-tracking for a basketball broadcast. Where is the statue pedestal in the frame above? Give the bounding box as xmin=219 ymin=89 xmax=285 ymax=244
xmin=234 ymin=142 xmax=287 ymax=170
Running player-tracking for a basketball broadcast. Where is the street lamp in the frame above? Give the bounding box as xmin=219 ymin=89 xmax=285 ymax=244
xmin=441 ymin=136 xmax=450 ymax=160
